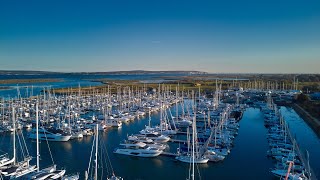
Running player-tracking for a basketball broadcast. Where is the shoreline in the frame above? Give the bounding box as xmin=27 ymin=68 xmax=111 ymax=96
xmin=51 ymin=78 xmax=240 ymax=95
xmin=291 ymin=103 xmax=320 ymax=138
xmin=0 ymin=86 xmax=12 ymax=90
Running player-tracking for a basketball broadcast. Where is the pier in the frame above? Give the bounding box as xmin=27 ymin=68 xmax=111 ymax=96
xmin=176 ymin=131 xmax=189 ymax=135
xmin=168 ymin=139 xmax=188 ymax=143
xmin=262 ymin=99 xmax=318 ymax=180
xmin=286 ymin=122 xmax=318 ymax=180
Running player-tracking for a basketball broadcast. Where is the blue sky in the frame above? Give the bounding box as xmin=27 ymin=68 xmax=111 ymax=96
xmin=1 ymin=0 xmax=320 ymax=73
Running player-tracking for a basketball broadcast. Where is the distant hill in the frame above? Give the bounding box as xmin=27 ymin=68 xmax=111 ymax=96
xmin=0 ymin=70 xmax=207 ymax=75
xmin=0 ymin=70 xmax=319 ymax=83
xmin=73 ymin=70 xmax=208 ymax=75
xmin=0 ymin=70 xmax=60 ymax=75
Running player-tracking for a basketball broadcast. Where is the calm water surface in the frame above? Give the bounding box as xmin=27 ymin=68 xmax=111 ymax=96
xmin=0 ymin=108 xmax=293 ymax=180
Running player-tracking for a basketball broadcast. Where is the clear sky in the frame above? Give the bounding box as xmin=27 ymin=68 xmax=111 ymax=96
xmin=1 ymin=0 xmax=320 ymax=73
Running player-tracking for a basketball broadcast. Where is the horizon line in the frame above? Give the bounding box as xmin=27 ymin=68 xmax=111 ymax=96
xmin=0 ymin=69 xmax=319 ymax=75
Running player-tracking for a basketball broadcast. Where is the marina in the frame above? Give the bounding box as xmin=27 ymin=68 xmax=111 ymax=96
xmin=0 ymin=77 xmax=319 ymax=180
xmin=1 ymin=0 xmax=320 ymax=179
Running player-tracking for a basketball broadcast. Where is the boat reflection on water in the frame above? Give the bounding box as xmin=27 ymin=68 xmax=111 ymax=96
xmin=151 ymin=158 xmax=163 ymax=167
xmin=82 ymin=136 xmax=93 ymax=144
xmin=117 ymin=127 xmax=123 ymax=135
xmin=60 ymin=142 xmax=72 ymax=151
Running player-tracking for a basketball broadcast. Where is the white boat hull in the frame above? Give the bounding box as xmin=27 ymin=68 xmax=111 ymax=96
xmin=114 ymin=149 xmax=162 ymax=157
xmin=175 ymin=156 xmax=209 ymax=164
xmin=29 ymin=134 xmax=71 ymax=142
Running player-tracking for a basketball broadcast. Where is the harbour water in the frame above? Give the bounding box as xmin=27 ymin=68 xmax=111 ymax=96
xmin=1 ymin=106 xmax=318 ymax=179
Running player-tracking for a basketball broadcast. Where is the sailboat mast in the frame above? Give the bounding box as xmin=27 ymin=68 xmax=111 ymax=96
xmin=192 ymin=112 xmax=195 ymax=180
xmin=36 ymin=103 xmax=40 ymax=172
xmin=176 ymin=86 xmax=178 ymax=119
xmin=192 ymin=91 xmax=195 ymax=180
xmin=148 ymin=108 xmax=151 ymax=127
xmin=160 ymin=100 xmax=163 ymax=134
xmin=12 ymin=106 xmax=16 ymax=165
xmin=95 ymin=124 xmax=98 ymax=180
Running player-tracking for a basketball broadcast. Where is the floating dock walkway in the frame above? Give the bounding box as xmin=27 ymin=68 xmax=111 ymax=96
xmin=169 ymin=139 xmax=187 ymax=143
xmin=160 ymin=152 xmax=178 ymax=157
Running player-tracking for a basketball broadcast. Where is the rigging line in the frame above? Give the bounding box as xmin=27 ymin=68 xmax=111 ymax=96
xmin=101 ymin=135 xmax=114 ymax=176
xmin=196 ymin=163 xmax=202 ymax=180
xmin=20 ymin=127 xmax=30 ymax=156
xmin=98 ymin=139 xmax=104 ymax=180
xmin=100 ymin=138 xmax=109 ymax=175
xmin=87 ymin=135 xmax=96 ymax=177
xmin=164 ymin=110 xmax=169 ymax=130
xmin=0 ymin=132 xmax=7 ymax=152
xmin=168 ymin=108 xmax=177 ymax=130
xmin=101 ymin=142 xmax=110 ymax=180
xmin=41 ymin=123 xmax=55 ymax=165
xmin=16 ymin=129 xmax=26 ymax=160
xmin=188 ymin=154 xmax=192 ymax=180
